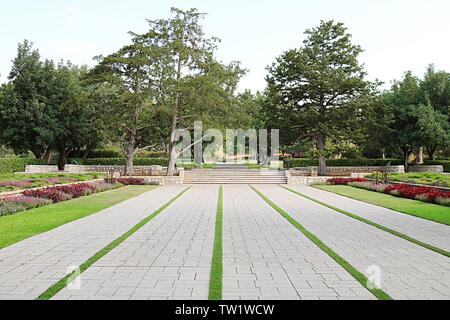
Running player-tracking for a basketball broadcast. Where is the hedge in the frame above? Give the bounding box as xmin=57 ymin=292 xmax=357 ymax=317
xmin=283 ymin=158 xmax=404 ymax=168
xmin=0 ymin=158 xmax=46 ymax=174
xmin=68 ymin=150 xmax=121 ymax=158
xmin=424 ymin=160 xmax=450 ymax=173
xmin=68 ymin=158 xmax=169 ymax=166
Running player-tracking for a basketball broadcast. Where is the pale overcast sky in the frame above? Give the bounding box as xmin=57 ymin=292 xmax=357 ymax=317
xmin=0 ymin=0 xmax=449 ymax=92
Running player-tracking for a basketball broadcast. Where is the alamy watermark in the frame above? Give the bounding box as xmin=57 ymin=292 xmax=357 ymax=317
xmin=173 ymin=121 xmax=280 ymax=165
xmin=66 ymin=265 xmax=81 ymax=290
xmin=366 ymin=265 xmax=382 ymax=289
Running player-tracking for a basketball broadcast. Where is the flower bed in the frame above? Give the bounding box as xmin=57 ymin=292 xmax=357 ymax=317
xmin=384 ymin=184 xmax=450 ymax=204
xmin=0 ymin=173 xmax=103 ymax=193
xmin=1 ymin=181 xmax=123 ymax=217
xmin=327 ymin=177 xmax=366 ymax=185
xmin=330 ymin=179 xmax=450 ymax=207
xmin=0 ymin=179 xmax=33 ymax=188
xmin=111 ymin=178 xmax=144 ymax=185
xmin=0 ymin=196 xmax=52 ymax=216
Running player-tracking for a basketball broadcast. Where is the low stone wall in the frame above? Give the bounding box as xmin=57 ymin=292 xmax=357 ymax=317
xmin=286 ymin=176 xmax=330 ymax=185
xmin=409 ymin=165 xmax=444 ymax=173
xmin=24 ymin=164 xmax=176 ymax=175
xmin=291 ymin=165 xmax=405 ymax=177
xmin=23 ymin=165 xmax=185 ymax=185
xmin=130 ymin=174 xmax=184 ymax=186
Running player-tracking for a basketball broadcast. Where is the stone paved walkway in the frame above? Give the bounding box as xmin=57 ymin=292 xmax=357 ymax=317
xmin=53 ymin=185 xmax=218 ymax=300
xmin=0 ymin=183 xmax=449 ymax=300
xmin=254 ymin=185 xmax=450 ymax=300
xmin=286 ymin=185 xmax=450 ymax=252
xmin=222 ymin=185 xmax=375 ymax=300
xmin=0 ymin=185 xmax=187 ymax=300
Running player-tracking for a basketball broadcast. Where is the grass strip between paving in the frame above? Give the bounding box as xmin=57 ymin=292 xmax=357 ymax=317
xmin=208 ymin=185 xmax=223 ymax=300
xmin=250 ymin=185 xmax=393 ymax=301
xmin=36 ymin=186 xmax=192 ymax=300
xmin=280 ymin=185 xmax=450 ymax=258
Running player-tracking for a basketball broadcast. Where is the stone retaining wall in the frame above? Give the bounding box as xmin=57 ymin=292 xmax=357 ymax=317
xmin=291 ymin=165 xmax=405 ymax=177
xmin=286 ymin=176 xmax=331 ymax=185
xmin=130 ymin=175 xmax=184 ymax=186
xmin=409 ymin=165 xmax=444 ymax=173
xmin=23 ymin=165 xmax=184 ymax=185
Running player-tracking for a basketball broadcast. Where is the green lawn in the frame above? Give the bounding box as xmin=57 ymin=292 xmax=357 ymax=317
xmin=365 ymin=172 xmax=450 ymax=187
xmin=0 ymin=185 xmax=156 ymax=249
xmin=314 ymin=184 xmax=450 ymax=225
xmin=178 ymin=162 xmax=216 ymax=169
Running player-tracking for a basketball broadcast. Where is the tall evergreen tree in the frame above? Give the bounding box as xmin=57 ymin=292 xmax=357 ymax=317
xmin=264 ymin=20 xmax=369 ymax=175
xmin=136 ymin=8 xmax=246 ymax=174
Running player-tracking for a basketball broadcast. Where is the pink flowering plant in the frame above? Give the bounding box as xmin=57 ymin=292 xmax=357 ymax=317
xmin=0 ymin=173 xmax=102 ymax=192
xmin=0 ymin=195 xmax=52 ymax=216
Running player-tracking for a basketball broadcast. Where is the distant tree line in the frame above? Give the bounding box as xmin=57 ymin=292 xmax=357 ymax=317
xmin=0 ymin=10 xmax=448 ymax=175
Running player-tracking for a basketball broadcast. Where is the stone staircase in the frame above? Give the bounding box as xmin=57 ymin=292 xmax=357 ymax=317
xmin=183 ymin=165 xmax=287 ymax=184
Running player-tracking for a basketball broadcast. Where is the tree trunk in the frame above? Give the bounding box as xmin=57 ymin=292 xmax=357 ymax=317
xmin=43 ymin=148 xmax=52 ymax=165
xmin=166 ymin=29 xmax=184 ymax=176
xmin=417 ymin=146 xmax=424 ymax=164
xmin=316 ymin=133 xmax=326 ymax=176
xmin=381 ymin=148 xmax=385 ymax=159
xmin=426 ymin=145 xmax=437 ymax=160
xmin=167 ymin=114 xmax=179 ymax=176
xmin=403 ymin=148 xmax=410 ymax=172
xmin=124 ymin=135 xmax=136 ymax=175
xmin=82 ymin=144 xmax=94 ymax=159
xmin=57 ymin=145 xmax=68 ymax=171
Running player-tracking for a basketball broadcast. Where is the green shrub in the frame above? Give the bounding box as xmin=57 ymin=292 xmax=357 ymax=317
xmin=69 ymin=150 xmax=121 ymax=158
xmin=68 ymin=158 xmax=169 ymax=166
xmin=283 ymin=158 xmax=403 ymax=168
xmin=87 ymin=150 xmax=121 ymax=158
xmin=0 ymin=158 xmax=46 ymax=174
xmin=424 ymin=160 xmax=450 ymax=173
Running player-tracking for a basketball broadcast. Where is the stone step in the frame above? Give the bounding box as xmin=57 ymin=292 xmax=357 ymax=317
xmin=185 ymin=174 xmax=285 ymax=176
xmin=183 ymin=179 xmax=286 ymax=183
xmin=184 ymin=179 xmax=287 ymax=182
xmin=183 ymin=182 xmax=286 ymax=184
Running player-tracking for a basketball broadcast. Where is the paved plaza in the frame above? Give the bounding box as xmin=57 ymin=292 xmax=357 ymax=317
xmin=0 ymin=184 xmax=449 ymax=300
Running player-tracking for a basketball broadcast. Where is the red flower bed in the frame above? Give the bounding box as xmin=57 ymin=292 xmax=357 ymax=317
xmin=327 ymin=178 xmax=365 ymax=185
xmin=23 ymin=183 xmax=97 ymax=203
xmin=384 ymin=184 xmax=450 ymax=201
xmin=112 ymin=178 xmax=144 ymax=185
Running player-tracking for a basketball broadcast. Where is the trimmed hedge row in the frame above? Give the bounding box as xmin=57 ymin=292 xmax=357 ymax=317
xmin=283 ymin=158 xmax=404 ymax=168
xmin=68 ymin=158 xmax=169 ymax=166
xmin=424 ymin=160 xmax=450 ymax=173
xmin=0 ymin=158 xmax=46 ymax=174
xmin=69 ymin=150 xmax=121 ymax=158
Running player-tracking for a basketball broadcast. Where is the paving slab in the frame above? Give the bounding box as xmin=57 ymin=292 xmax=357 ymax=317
xmin=0 ymin=185 xmax=187 ymax=300
xmin=52 ymin=185 xmax=219 ymax=300
xmin=286 ymin=185 xmax=450 ymax=252
xmin=254 ymin=185 xmax=450 ymax=300
xmin=222 ymin=185 xmax=376 ymax=300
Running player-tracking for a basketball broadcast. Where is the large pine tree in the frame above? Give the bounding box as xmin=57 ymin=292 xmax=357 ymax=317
xmin=264 ymin=20 xmax=369 ymax=175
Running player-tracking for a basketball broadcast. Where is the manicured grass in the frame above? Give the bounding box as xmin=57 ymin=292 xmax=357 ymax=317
xmin=178 ymin=162 xmax=216 ymax=169
xmin=365 ymin=172 xmax=450 ymax=187
xmin=314 ymin=185 xmax=450 ymax=225
xmin=245 ymin=160 xmax=284 ymax=169
xmin=250 ymin=185 xmax=392 ymax=300
xmin=36 ymin=186 xmax=191 ymax=300
xmin=281 ymin=186 xmax=450 ymax=258
xmin=0 ymin=185 xmax=156 ymax=249
xmin=209 ymin=186 xmax=223 ymax=300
